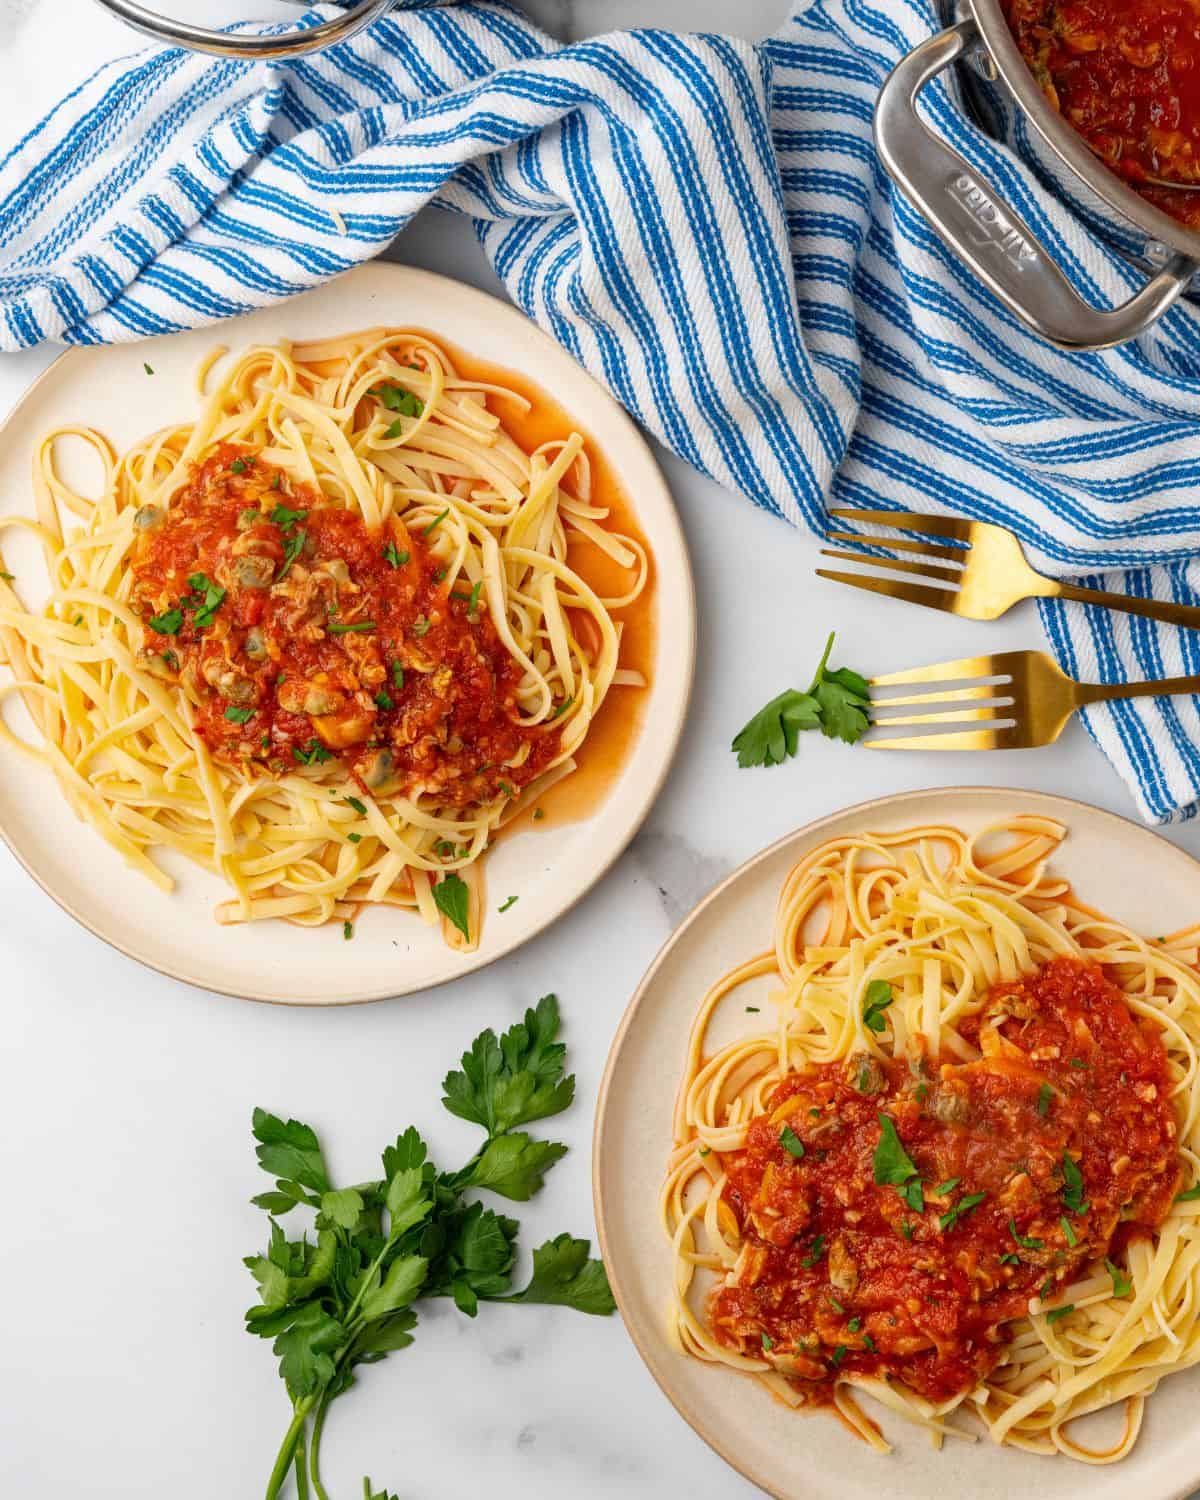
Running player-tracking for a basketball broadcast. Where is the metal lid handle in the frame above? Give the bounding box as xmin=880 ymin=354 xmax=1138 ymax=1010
xmin=873 ymin=19 xmax=1197 ymax=351
xmin=92 ymin=0 xmax=393 ymax=59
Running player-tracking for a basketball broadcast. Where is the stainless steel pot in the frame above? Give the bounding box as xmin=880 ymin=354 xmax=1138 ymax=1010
xmin=92 ymin=0 xmax=392 ymax=59
xmin=874 ymin=5 xmax=1200 ymax=350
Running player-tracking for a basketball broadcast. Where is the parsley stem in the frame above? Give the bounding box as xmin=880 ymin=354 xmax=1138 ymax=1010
xmin=294 ymin=1423 xmax=311 ymax=1500
xmin=308 ymin=1394 xmax=332 ymax=1500
xmin=808 ymin=630 xmax=836 ymax=694
xmin=264 ymin=1400 xmax=314 ymax=1500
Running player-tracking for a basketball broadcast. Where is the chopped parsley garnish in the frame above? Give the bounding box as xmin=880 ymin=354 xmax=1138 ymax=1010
xmin=760 ymin=1333 xmax=773 ymax=1353
xmin=342 ymin=921 xmax=354 ymax=941
xmin=999 ymin=1252 xmax=1020 ymax=1267
xmin=467 ymin=579 xmax=483 ymax=616
xmin=1060 ymin=1215 xmax=1077 ymax=1247
xmin=269 ymin=503 xmax=308 ymax=533
xmin=1044 ymin=1304 xmax=1074 ymax=1324
xmin=846 ymin=1317 xmax=861 ymax=1333
xmin=829 ymin=1296 xmax=844 ymax=1314
xmin=433 ymin=873 xmax=470 ymax=939
xmin=933 ymin=1178 xmax=961 ymax=1196
xmin=1176 ymin=1183 xmax=1200 ymax=1202
xmin=938 ymin=1191 xmax=985 ymax=1232
xmin=224 ymin=706 xmax=255 ymax=724
xmin=347 ymin=833 xmax=362 ymax=844
xmin=434 ymin=567 xmax=447 ymax=583
xmin=746 ymin=1006 xmax=761 ymax=1014
xmin=277 ymin=530 xmax=307 ymax=581
xmin=230 ymin=458 xmax=250 ymax=475
xmin=1036 ymin=1083 xmax=1053 ymax=1117
xmin=344 ymin=796 xmax=367 ymax=815
xmin=551 ymin=696 xmax=575 ymax=720
xmin=532 ymin=808 xmax=545 ymax=821
xmin=1060 ymin=1153 xmax=1089 ymax=1215
xmin=374 ymin=690 xmax=394 ymax=710
xmin=1040 ymin=1277 xmax=1054 ymax=1299
xmin=900 ymin=1221 xmax=913 ymax=1240
xmin=372 ymin=383 xmax=423 ymax=419
xmin=187 ymin=574 xmax=227 ymax=629
xmin=498 ymin=896 xmax=519 ymax=913
xmin=779 ymin=1126 xmax=805 ymax=1160
xmin=914 ymin=1081 xmax=928 ymax=1103
xmin=422 ymin=508 xmax=450 ymax=537
xmin=862 ymin=979 xmax=893 ymax=1033
xmin=873 ymin=1114 xmax=922 ymax=1214
xmin=698 ymin=1146 xmax=711 ymax=1157
xmin=800 ymin=1235 xmax=825 ymax=1268
xmin=830 ymin=1345 xmax=847 ymax=1366
xmin=391 ymin=661 xmax=405 ymax=690
xmin=1009 ymin=1219 xmax=1043 ymax=1250
xmin=412 ymin=616 xmax=431 ymax=638
xmin=862 ymin=1333 xmax=877 ymax=1353
xmin=382 ymin=542 xmax=409 ymax=568
xmin=498 ymin=780 xmax=516 ymax=798
xmin=731 ymin=631 xmax=870 ymax=767
xmin=328 ymin=620 xmax=376 ymax=635
xmin=0 ymin=571 xmax=13 ymax=582
xmin=143 ymin=362 xmax=154 ymax=375
xmin=293 ymin=739 xmax=333 ymax=766
xmin=1105 ymin=1258 xmax=1132 ymax=1297
xmin=271 ymin=472 xmax=283 ymax=491
xmin=1069 ymin=1058 xmax=1088 ymax=1069
xmin=148 ymin=608 xmax=183 ymax=636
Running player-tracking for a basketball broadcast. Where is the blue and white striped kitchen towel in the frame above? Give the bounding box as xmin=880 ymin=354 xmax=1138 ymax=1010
xmin=5 ymin=0 xmax=1200 ymax=823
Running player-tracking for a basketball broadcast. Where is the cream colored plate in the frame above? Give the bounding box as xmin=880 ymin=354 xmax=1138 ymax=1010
xmin=0 ymin=264 xmax=694 ymax=1004
xmin=594 ymin=787 xmax=1200 ymax=1500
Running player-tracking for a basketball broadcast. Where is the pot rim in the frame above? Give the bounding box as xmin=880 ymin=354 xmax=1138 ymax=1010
xmin=964 ymin=0 xmax=1200 ymax=264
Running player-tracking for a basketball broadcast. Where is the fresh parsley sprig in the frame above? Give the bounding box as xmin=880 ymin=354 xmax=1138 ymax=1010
xmin=246 ymin=995 xmax=612 ymax=1500
xmin=731 ymin=632 xmax=870 ymax=768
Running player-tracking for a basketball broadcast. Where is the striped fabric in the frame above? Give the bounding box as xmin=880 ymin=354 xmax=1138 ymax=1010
xmin=4 ymin=1 xmax=1200 ymax=822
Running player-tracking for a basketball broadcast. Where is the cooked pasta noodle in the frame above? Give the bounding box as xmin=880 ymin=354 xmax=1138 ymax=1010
xmin=662 ymin=819 xmax=1200 ymax=1461
xmin=0 ymin=329 xmax=649 ymax=948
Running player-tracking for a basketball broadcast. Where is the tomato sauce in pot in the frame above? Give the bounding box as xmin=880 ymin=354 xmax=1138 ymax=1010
xmin=1004 ymin=0 xmax=1200 ymax=230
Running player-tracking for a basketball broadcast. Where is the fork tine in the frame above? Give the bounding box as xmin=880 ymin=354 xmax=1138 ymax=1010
xmin=870 ymin=653 xmax=1011 ymax=687
xmin=825 ymin=529 xmax=967 ymax=563
xmin=867 ymin=705 xmax=1012 ymax=728
xmin=866 ymin=727 xmax=1019 ymax=751
xmin=819 ymin=548 xmax=964 ymax=587
xmin=816 ymin=569 xmax=963 ymax=614
xmin=871 ymin=682 xmax=1013 ymax=710
xmin=829 ymin=507 xmax=975 ymax=543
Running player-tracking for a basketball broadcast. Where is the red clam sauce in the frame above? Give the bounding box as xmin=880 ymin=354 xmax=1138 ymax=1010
xmin=1005 ymin=0 xmax=1200 ymax=229
xmin=712 ymin=957 xmax=1180 ymax=1405
xmin=129 ymin=446 xmax=561 ymax=804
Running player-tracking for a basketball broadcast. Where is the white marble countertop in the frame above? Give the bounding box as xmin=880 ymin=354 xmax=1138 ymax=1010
xmin=5 ymin=4 xmax=1200 ymax=1499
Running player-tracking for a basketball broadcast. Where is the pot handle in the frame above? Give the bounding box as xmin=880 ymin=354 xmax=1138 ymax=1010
xmin=873 ymin=19 xmax=1197 ymax=351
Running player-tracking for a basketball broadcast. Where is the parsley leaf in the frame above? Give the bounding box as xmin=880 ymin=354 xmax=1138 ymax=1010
xmin=504 ymin=1234 xmax=616 ymax=1315
xmin=862 ymin=979 xmax=894 ymax=1033
xmin=731 ymin=632 xmax=870 ymax=767
xmin=252 ymin=1109 xmax=330 ymax=1194
xmin=873 ymin=1114 xmax=919 ymax=1188
xmin=442 ymin=994 xmax=574 ymax=1137
xmin=1009 ymin=1218 xmax=1043 ymax=1250
xmin=269 ymin=503 xmax=308 ymax=533
xmin=382 ymin=542 xmax=409 ymax=569
xmin=1036 ymin=1082 xmax=1053 ymax=1117
xmin=225 ymin=706 xmax=255 ymax=725
xmin=780 ymin=1125 xmax=806 ymax=1160
xmin=433 ymin=873 xmax=470 ymax=940
xmin=148 ymin=607 xmax=183 ymax=636
xmin=1105 ymin=1257 xmax=1132 ymax=1297
xmin=1061 ymin=1152 xmax=1089 ymax=1215
xmin=277 ymin=529 xmax=307 ymax=581
xmin=938 ymin=1191 xmax=986 ymax=1232
xmin=1177 ymin=1182 xmax=1200 ymax=1202
xmin=467 ymin=1133 xmax=569 ymax=1202
xmin=371 ymin=383 xmax=423 ymax=419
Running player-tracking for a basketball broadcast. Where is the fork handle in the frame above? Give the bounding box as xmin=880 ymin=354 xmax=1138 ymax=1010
xmin=1078 ymin=673 xmax=1200 ymax=705
xmin=1053 ymin=580 xmax=1200 ymax=632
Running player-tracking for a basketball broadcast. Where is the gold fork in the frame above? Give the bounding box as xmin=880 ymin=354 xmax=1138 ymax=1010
xmin=868 ymin=649 xmax=1200 ymax=750
xmin=818 ymin=508 xmax=1200 ymax=629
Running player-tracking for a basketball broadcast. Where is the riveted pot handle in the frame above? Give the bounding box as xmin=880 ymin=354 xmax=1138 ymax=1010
xmin=873 ymin=19 xmax=1197 ymax=351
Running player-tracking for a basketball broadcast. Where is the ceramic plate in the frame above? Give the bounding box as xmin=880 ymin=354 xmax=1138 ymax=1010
xmin=0 ymin=264 xmax=694 ymax=1003
xmin=594 ymin=787 xmax=1200 ymax=1500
